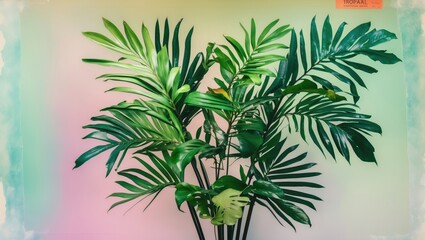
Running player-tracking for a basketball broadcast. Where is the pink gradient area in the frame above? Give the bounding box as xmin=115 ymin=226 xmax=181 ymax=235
xmin=41 ymin=15 xmax=207 ymax=240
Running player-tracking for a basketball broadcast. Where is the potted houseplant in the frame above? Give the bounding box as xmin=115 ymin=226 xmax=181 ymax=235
xmin=74 ymin=16 xmax=400 ymax=240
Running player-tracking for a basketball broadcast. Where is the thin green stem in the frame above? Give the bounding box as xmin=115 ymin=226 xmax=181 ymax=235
xmin=242 ymin=195 xmax=257 ymax=240
xmin=199 ymin=160 xmax=211 ymax=189
xmin=227 ymin=225 xmax=235 ymax=240
xmin=188 ymin=203 xmax=205 ymax=240
xmin=218 ymin=117 xmax=235 ymax=179
xmin=235 ymin=217 xmax=243 ymax=240
xmin=218 ymin=225 xmax=225 ymax=240
xmin=191 ymin=160 xmax=205 ymax=189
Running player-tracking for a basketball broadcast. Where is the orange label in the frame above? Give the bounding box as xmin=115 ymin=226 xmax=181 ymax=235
xmin=336 ymin=0 xmax=382 ymax=9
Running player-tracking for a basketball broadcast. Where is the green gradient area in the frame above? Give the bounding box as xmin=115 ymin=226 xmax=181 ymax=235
xmin=20 ymin=3 xmax=57 ymax=233
xmin=398 ymin=4 xmax=425 ymax=240
xmin=0 ymin=2 xmax=27 ymax=239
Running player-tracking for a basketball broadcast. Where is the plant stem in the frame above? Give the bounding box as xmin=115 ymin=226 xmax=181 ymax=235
xmin=242 ymin=195 xmax=257 ymax=240
xmin=227 ymin=225 xmax=235 ymax=240
xmin=235 ymin=217 xmax=243 ymax=240
xmin=188 ymin=203 xmax=205 ymax=240
xmin=224 ymin=117 xmax=235 ymax=176
xmin=199 ymin=160 xmax=211 ymax=189
xmin=191 ymin=160 xmax=205 ymax=189
xmin=217 ymin=225 xmax=225 ymax=240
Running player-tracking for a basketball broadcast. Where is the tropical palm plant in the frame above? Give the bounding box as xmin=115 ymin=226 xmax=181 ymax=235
xmin=74 ymin=16 xmax=400 ymax=240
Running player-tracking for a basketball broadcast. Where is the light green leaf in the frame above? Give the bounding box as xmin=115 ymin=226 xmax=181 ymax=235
xmin=102 ymin=18 xmax=128 ymax=47
xmin=211 ymin=189 xmax=250 ymax=225
xmin=141 ymin=24 xmax=158 ymax=67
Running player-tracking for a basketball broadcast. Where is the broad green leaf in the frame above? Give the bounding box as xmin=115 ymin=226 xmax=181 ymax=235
xmin=175 ymin=183 xmax=212 ymax=218
xmin=186 ymin=92 xmax=234 ymax=111
xmin=252 ymin=180 xmax=285 ymax=200
xmin=212 ymin=176 xmax=247 ymax=192
xmin=168 ymin=140 xmax=213 ymax=180
xmin=175 ymin=182 xmax=202 ymax=209
xmin=236 ymin=131 xmax=264 ymax=157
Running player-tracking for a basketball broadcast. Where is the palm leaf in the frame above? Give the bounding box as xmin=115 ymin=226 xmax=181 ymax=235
xmin=208 ymin=19 xmax=289 ymax=99
xmin=75 ymin=100 xmax=182 ymax=176
xmin=282 ymin=93 xmax=381 ymax=163
xmin=108 ymin=153 xmax=179 ymax=211
xmin=283 ymin=16 xmax=400 ymax=103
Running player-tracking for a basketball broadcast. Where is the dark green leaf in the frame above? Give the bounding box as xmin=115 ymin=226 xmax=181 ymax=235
xmin=356 ymin=49 xmax=401 ymax=64
xmin=168 ymin=140 xmax=213 ymax=180
xmin=74 ymin=144 xmax=114 ymax=169
xmin=172 ymin=19 xmax=183 ymax=67
xmin=212 ymin=176 xmax=247 ymax=192
xmin=237 ymin=132 xmax=264 ymax=157
xmin=337 ymin=22 xmax=371 ymax=52
xmin=186 ymin=92 xmax=234 ymax=111
xmin=310 ymin=16 xmax=320 ymax=64
xmin=321 ymin=15 xmax=333 ymax=54
xmin=299 ymin=30 xmax=307 ymax=72
xmin=342 ymin=60 xmax=378 ymax=73
xmin=252 ymin=180 xmax=285 ymax=200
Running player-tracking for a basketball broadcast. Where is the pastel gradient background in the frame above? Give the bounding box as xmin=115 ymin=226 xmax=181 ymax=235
xmin=1 ymin=0 xmax=424 ymax=239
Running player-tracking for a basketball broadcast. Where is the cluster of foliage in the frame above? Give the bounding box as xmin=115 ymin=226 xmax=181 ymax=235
xmin=74 ymin=16 xmax=399 ymax=240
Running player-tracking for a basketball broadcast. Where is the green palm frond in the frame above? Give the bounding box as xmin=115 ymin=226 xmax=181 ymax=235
xmin=76 ymin=16 xmax=401 ymax=238
xmin=76 ymin=19 xmax=213 ymax=175
xmin=255 ymin=197 xmax=311 ymax=230
xmin=281 ymin=93 xmax=381 ymax=163
xmin=215 ymin=19 xmax=290 ymax=97
xmin=282 ymin=16 xmax=400 ymax=103
xmin=74 ymin=100 xmax=182 ymax=176
xmin=253 ymin=137 xmax=322 ymax=229
xmin=109 ymin=152 xmax=180 ymax=211
xmin=258 ymin=138 xmax=322 ymax=207
xmin=153 ymin=19 xmax=212 ymax=126
xmin=186 ymin=19 xmax=290 ymax=114
xmin=83 ymin=18 xmax=210 ymax=125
